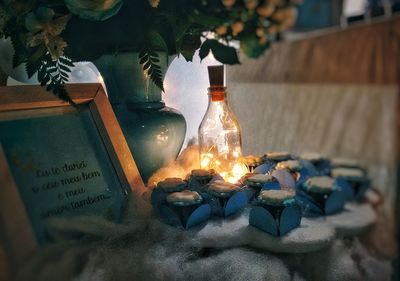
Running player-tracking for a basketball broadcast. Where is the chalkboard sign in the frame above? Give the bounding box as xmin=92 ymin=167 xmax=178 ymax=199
xmin=0 ymin=84 xmax=145 ymax=268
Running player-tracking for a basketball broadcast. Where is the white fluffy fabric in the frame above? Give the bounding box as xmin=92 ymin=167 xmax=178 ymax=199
xmin=15 ymin=196 xmax=392 ymax=281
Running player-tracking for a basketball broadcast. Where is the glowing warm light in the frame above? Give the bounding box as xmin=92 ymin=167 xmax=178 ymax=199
xmin=198 ymin=68 xmax=244 ymax=184
xmin=232 ymin=162 xmax=246 ymax=176
xmin=220 ymin=144 xmax=229 ymax=154
xmin=146 ymin=164 xmax=187 ymax=188
xmin=200 ymin=152 xmax=248 ymax=183
xmin=156 ymin=129 xmax=169 ymax=143
xmin=232 ymin=147 xmax=241 ymax=158
xmin=200 ymin=153 xmax=214 ymax=168
xmin=147 ymin=144 xmax=247 ymax=190
xmin=147 ymin=145 xmax=200 ymax=187
xmin=225 ymin=162 xmax=248 ymax=183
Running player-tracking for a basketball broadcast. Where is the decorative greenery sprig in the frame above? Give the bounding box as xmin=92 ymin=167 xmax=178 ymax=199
xmin=139 ymin=49 xmax=164 ymax=92
xmin=0 ymin=0 xmax=299 ymax=101
xmin=37 ymin=55 xmax=74 ymax=103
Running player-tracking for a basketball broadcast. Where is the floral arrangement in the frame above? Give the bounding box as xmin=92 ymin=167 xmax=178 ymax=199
xmin=0 ymin=0 xmax=298 ymax=101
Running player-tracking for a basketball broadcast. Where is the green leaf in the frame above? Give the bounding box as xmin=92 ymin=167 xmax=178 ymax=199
xmin=59 ymin=63 xmax=71 ymax=73
xmin=139 ymin=49 xmax=147 ymax=59
xmin=53 ymin=84 xmax=73 ymax=104
xmin=150 ymin=63 xmax=160 ymax=70
xmin=60 ymin=72 xmax=69 ymax=80
xmin=12 ymin=52 xmax=24 ymax=68
xmin=38 ymin=65 xmax=46 ymax=81
xmin=158 ymin=11 xmax=192 ymax=42
xmin=29 ymin=45 xmax=46 ymax=64
xmin=199 ymin=40 xmax=211 ymax=61
xmin=40 ymin=75 xmax=50 ymax=86
xmin=59 ymin=56 xmax=75 ymax=67
xmin=46 ymin=83 xmax=54 ymax=91
xmin=148 ymin=50 xmax=158 ymax=57
xmin=139 ymin=48 xmax=165 ymax=92
xmin=143 ymin=61 xmax=151 ymax=70
xmin=8 ymin=26 xmax=27 ymax=68
xmin=139 ymin=55 xmax=149 ymax=65
xmin=36 ymin=54 xmax=75 ymax=104
xmin=146 ymin=29 xmax=168 ymax=52
xmin=150 ymin=57 xmax=159 ymax=63
xmin=54 ymin=72 xmax=61 ymax=81
xmin=178 ymin=33 xmax=201 ymax=62
xmin=26 ymin=59 xmax=41 ymax=78
xmin=199 ymin=39 xmax=240 ymax=65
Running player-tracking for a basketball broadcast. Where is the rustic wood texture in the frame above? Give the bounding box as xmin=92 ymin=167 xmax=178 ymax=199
xmin=0 ymin=82 xmax=145 ymax=197
xmin=91 ymin=91 xmax=146 ymax=197
xmin=0 ymin=84 xmax=145 ymax=277
xmin=0 ymin=84 xmax=100 ymax=111
xmin=0 ymin=83 xmax=145 ymax=196
xmin=229 ymin=83 xmax=398 ymax=209
xmin=0 ymin=145 xmax=38 ymax=270
xmin=228 ymin=16 xmax=400 ymax=85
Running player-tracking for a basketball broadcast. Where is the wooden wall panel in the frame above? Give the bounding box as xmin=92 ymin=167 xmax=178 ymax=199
xmin=228 ymin=16 xmax=400 ymax=85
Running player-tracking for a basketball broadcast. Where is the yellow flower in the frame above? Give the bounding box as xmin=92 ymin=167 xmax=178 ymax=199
xmin=267 ymin=25 xmax=278 ymax=34
xmin=231 ymin=21 xmax=244 ymax=36
xmin=255 ymin=27 xmax=265 ymax=37
xmin=273 ymin=7 xmax=297 ymax=30
xmin=257 ymin=4 xmax=275 ymax=17
xmin=245 ymin=0 xmax=258 ymax=10
xmin=259 ymin=35 xmax=268 ymax=45
xmin=273 ymin=7 xmax=294 ymax=21
xmin=215 ymin=25 xmax=228 ymax=35
xmin=222 ymin=0 xmax=235 ymax=8
xmin=148 ymin=0 xmax=160 ymax=8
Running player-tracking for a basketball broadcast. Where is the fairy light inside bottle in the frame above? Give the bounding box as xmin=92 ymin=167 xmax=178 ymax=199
xmin=198 ymin=65 xmax=248 ymax=183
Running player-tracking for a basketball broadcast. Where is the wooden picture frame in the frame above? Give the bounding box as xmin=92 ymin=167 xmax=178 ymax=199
xmin=0 ymin=83 xmax=145 ymax=269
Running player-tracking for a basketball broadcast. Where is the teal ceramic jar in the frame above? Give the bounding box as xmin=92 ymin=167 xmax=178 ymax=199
xmin=94 ymin=52 xmax=186 ymax=183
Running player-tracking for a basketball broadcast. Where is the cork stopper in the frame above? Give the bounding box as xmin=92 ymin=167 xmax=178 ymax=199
xmin=208 ymin=65 xmax=225 ymax=87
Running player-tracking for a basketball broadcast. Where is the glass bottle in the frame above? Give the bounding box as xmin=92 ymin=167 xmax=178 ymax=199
xmin=198 ymin=66 xmax=244 ymax=183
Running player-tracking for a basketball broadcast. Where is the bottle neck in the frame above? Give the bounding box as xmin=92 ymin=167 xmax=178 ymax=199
xmin=208 ymin=86 xmax=227 ymax=102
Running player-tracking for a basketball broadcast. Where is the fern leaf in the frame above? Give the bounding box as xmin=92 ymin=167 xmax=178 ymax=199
xmin=138 ymin=49 xmax=165 ymax=92
xmin=36 ymin=54 xmax=75 ymax=104
xmin=139 ymin=55 xmax=149 ymax=65
xmin=59 ymin=56 xmax=74 ymax=67
xmin=59 ymin=64 xmax=71 ymax=73
xmin=25 ymin=61 xmax=38 ymax=78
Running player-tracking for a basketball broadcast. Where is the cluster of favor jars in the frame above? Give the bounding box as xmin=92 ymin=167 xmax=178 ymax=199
xmin=150 ymin=151 xmax=370 ymax=237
